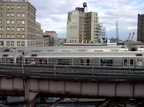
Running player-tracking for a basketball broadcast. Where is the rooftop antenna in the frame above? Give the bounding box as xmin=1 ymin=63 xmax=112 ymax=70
xmin=70 ymin=0 xmax=71 ymax=11
xmin=116 ymin=21 xmax=119 ymax=43
xmin=34 ymin=0 xmax=35 ymax=6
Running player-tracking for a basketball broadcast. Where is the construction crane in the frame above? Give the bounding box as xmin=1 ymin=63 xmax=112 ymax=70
xmin=130 ymin=32 xmax=135 ymax=42
xmin=126 ymin=32 xmax=135 ymax=42
xmin=126 ymin=33 xmax=131 ymax=42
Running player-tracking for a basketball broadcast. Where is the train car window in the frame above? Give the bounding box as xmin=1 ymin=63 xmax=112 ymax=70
xmin=30 ymin=59 xmax=36 ymax=64
xmin=130 ymin=59 xmax=134 ymax=66
xmin=25 ymin=59 xmax=28 ymax=64
xmin=58 ymin=59 xmax=69 ymax=65
xmin=2 ymin=58 xmax=7 ymax=63
xmin=39 ymin=59 xmax=43 ymax=64
xmin=45 ymin=59 xmax=47 ymax=65
xmin=16 ymin=58 xmax=19 ymax=63
xmin=4 ymin=48 xmax=10 ymax=52
xmin=19 ymin=57 xmax=22 ymax=64
xmin=31 ymin=54 xmax=37 ymax=57
xmin=2 ymin=54 xmax=8 ymax=57
xmin=100 ymin=59 xmax=113 ymax=66
xmin=137 ymin=58 xmax=143 ymax=61
xmin=81 ymin=59 xmax=84 ymax=65
xmin=10 ymin=59 xmax=13 ymax=63
xmin=131 ymin=47 xmax=137 ymax=51
xmin=87 ymin=59 xmax=90 ymax=66
xmin=124 ymin=59 xmax=128 ymax=66
xmin=136 ymin=54 xmax=142 ymax=56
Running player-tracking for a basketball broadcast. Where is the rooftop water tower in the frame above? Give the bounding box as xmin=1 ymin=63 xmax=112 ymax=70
xmin=83 ymin=2 xmax=87 ymax=12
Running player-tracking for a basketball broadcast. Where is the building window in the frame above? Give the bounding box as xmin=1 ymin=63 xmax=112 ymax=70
xmin=17 ymin=5 xmax=21 ymax=10
xmin=11 ymin=41 xmax=14 ymax=46
xmin=22 ymin=5 xmax=25 ymax=10
xmin=17 ymin=34 xmax=20 ymax=38
xmin=17 ymin=20 xmax=20 ymax=24
xmin=21 ymin=20 xmax=25 ymax=24
xmin=6 ymin=41 xmax=10 ymax=46
xmin=21 ymin=27 xmax=25 ymax=32
xmin=0 ymin=27 xmax=4 ymax=31
xmin=0 ymin=41 xmax=4 ymax=46
xmin=11 ymin=20 xmax=14 ymax=24
xmin=6 ymin=20 xmax=10 ymax=24
xmin=0 ymin=19 xmax=3 ymax=24
xmin=0 ymin=5 xmax=4 ymax=10
xmin=17 ymin=27 xmax=20 ymax=32
xmin=6 ymin=27 xmax=10 ymax=32
xmin=17 ymin=13 xmax=21 ymax=17
xmin=21 ymin=41 xmax=25 ymax=46
xmin=6 ymin=13 xmax=10 ymax=17
xmin=6 ymin=34 xmax=10 ymax=38
xmin=11 ymin=13 xmax=14 ymax=17
xmin=0 ymin=34 xmax=4 ymax=38
xmin=22 ymin=13 xmax=25 ymax=17
xmin=11 ymin=34 xmax=14 ymax=38
xmin=11 ymin=5 xmax=14 ymax=10
xmin=6 ymin=6 xmax=10 ymax=10
xmin=95 ymin=13 xmax=97 ymax=16
xmin=11 ymin=27 xmax=14 ymax=32
xmin=0 ymin=12 xmax=2 ymax=17
xmin=17 ymin=41 xmax=20 ymax=46
xmin=21 ymin=34 xmax=25 ymax=38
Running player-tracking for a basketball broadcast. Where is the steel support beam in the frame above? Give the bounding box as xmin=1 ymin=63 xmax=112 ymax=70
xmin=97 ymin=99 xmax=111 ymax=107
xmin=47 ymin=97 xmax=65 ymax=107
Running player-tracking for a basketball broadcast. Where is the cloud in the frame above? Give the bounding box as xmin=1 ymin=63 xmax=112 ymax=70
xmin=29 ymin=0 xmax=144 ymax=40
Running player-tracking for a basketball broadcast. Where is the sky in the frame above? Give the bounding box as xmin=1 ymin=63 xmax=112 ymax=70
xmin=29 ymin=0 xmax=144 ymax=40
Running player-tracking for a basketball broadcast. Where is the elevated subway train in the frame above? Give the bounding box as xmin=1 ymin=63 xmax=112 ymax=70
xmin=0 ymin=46 xmax=129 ymax=53
xmin=0 ymin=51 xmax=144 ymax=70
xmin=3 ymin=45 xmax=144 ymax=53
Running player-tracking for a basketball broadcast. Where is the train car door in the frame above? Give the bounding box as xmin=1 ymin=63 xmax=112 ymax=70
xmin=79 ymin=58 xmax=90 ymax=67
xmin=129 ymin=58 xmax=134 ymax=67
xmin=123 ymin=58 xmax=128 ymax=67
xmin=123 ymin=58 xmax=134 ymax=68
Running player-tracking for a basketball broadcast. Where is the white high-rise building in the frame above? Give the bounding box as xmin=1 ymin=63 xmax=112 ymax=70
xmin=66 ymin=3 xmax=103 ymax=43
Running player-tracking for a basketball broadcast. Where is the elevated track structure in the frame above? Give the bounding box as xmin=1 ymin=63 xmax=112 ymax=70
xmin=0 ymin=67 xmax=144 ymax=106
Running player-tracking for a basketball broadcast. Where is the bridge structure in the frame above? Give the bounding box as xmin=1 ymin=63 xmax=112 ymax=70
xmin=0 ymin=66 xmax=144 ymax=107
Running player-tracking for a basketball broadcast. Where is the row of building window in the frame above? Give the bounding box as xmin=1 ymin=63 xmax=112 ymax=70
xmin=28 ymin=20 xmax=35 ymax=27
xmin=70 ymin=26 xmax=77 ymax=29
xmin=0 ymin=27 xmax=25 ymax=32
xmin=70 ymin=37 xmax=76 ymax=39
xmin=0 ymin=35 xmax=37 ymax=40
xmin=70 ymin=40 xmax=76 ymax=43
xmin=70 ymin=22 xmax=77 ymax=25
xmin=70 ymin=33 xmax=77 ymax=36
xmin=0 ymin=19 xmax=35 ymax=26
xmin=7 ymin=41 xmax=25 ymax=46
xmin=0 ymin=41 xmax=25 ymax=46
xmin=72 ymin=13 xmax=97 ymax=17
xmin=0 ymin=34 xmax=25 ymax=39
xmin=0 ymin=12 xmax=26 ymax=17
xmin=27 ymin=28 xmax=35 ymax=33
xmin=0 ymin=5 xmax=25 ymax=10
